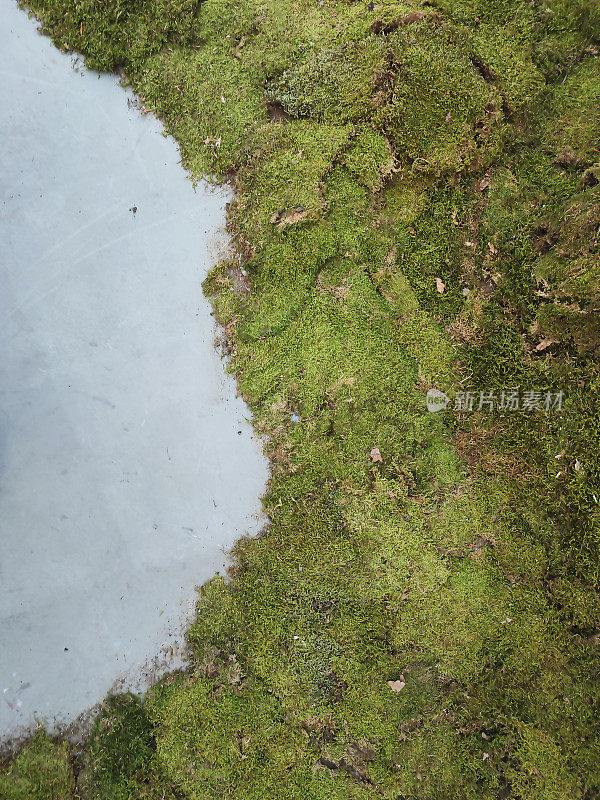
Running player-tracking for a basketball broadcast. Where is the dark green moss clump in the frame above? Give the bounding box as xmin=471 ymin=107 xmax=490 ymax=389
xmin=75 ymin=694 xmax=176 ymax=799
xmin=7 ymin=0 xmax=600 ymax=797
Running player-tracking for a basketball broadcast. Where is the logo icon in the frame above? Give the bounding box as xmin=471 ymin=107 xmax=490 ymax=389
xmin=426 ymin=388 xmax=449 ymax=412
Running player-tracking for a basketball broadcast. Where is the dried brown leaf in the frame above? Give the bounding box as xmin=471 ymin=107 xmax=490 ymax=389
xmin=370 ymin=447 xmax=383 ymax=464
xmin=387 ymin=678 xmax=406 ymax=692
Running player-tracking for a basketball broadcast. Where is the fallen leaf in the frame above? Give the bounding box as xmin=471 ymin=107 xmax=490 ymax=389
xmin=554 ymin=149 xmax=579 ymax=167
xmin=387 ymin=678 xmax=405 ymax=692
xmin=435 ymin=277 xmax=445 ymax=293
xmin=232 ymin=35 xmax=247 ymax=58
xmin=488 ymin=242 xmax=498 ymax=254
xmin=535 ymin=338 xmax=557 ymax=352
xmin=370 ymin=447 xmax=383 ymax=463
xmin=401 ymin=11 xmax=425 ymax=23
xmin=270 ymin=207 xmax=311 ymax=229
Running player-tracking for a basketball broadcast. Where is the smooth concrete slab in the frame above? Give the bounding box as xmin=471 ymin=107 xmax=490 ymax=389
xmin=0 ymin=0 xmax=268 ymax=743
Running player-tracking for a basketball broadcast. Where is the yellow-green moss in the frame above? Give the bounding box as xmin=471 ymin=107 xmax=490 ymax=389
xmin=0 ymin=733 xmax=74 ymax=800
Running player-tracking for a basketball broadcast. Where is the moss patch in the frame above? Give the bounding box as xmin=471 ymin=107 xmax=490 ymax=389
xmin=6 ymin=0 xmax=600 ymax=797
xmin=0 ymin=733 xmax=74 ymax=799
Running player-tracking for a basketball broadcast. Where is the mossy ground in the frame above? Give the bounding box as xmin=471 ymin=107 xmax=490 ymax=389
xmin=3 ymin=0 xmax=599 ymax=797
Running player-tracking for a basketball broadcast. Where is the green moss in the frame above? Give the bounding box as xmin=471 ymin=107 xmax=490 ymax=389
xmin=548 ymin=0 xmax=600 ymax=40
xmin=471 ymin=22 xmax=545 ymax=113
xmin=342 ymin=129 xmax=395 ymax=192
xmin=21 ymin=0 xmax=203 ymax=71
xmin=379 ymin=25 xmax=504 ymax=175
xmin=147 ymin=675 xmax=376 ymax=798
xmin=269 ymin=36 xmax=387 ymax=123
xmin=433 ymin=0 xmax=532 ymax=25
xmin=136 ymin=47 xmax=267 ymax=175
xmin=545 ymin=57 xmax=600 ymax=166
xmin=8 ymin=0 xmax=600 ymax=796
xmin=0 ymin=733 xmax=74 ymax=800
xmin=235 ymin=121 xmax=352 ymax=235
xmin=76 ymin=694 xmax=175 ymax=800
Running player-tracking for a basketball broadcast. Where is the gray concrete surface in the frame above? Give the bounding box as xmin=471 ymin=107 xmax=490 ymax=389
xmin=0 ymin=0 xmax=268 ymax=743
